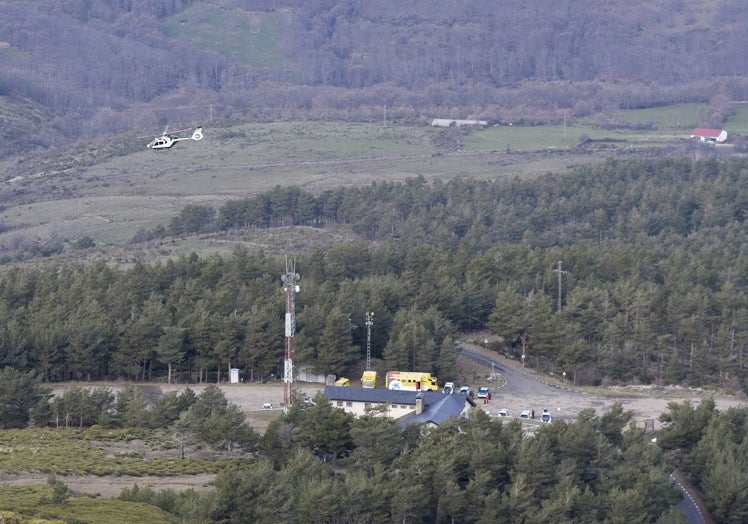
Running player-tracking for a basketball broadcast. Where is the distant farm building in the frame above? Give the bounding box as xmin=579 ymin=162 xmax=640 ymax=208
xmin=690 ymin=128 xmax=727 ymax=143
xmin=432 ymin=119 xmax=488 ymax=127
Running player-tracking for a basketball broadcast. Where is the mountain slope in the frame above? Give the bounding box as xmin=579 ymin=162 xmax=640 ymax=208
xmin=0 ymin=0 xmax=747 ymax=158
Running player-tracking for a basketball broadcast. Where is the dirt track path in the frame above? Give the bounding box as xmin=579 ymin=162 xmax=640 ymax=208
xmin=0 ymin=472 xmax=217 ymax=500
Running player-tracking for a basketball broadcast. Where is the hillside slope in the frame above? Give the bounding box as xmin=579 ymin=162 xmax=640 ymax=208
xmin=0 ymin=0 xmax=747 ymax=157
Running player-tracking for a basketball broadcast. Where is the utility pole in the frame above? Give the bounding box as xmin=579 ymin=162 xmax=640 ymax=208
xmin=563 ymin=114 xmax=567 ymax=144
xmin=281 ymin=257 xmax=300 ymax=406
xmin=412 ymin=321 xmax=417 ymax=371
xmin=365 ymin=311 xmax=374 ymax=371
xmin=553 ymin=260 xmax=567 ymax=311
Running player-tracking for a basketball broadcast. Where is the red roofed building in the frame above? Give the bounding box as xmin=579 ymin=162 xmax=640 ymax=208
xmin=690 ymin=128 xmax=728 ymax=143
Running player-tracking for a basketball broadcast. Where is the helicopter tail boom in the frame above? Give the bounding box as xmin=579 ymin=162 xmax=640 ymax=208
xmin=170 ymin=127 xmax=203 ymax=143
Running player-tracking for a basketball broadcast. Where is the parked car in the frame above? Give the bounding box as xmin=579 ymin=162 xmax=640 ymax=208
xmin=443 ymin=382 xmax=455 ymax=394
xmin=262 ymin=403 xmax=273 ymax=410
xmin=540 ymin=408 xmax=552 ymax=423
xmin=477 ymin=386 xmax=490 ymax=398
xmin=459 ymin=386 xmax=471 ymax=395
xmin=519 ymin=410 xmax=531 ymax=419
xmin=498 ymin=409 xmax=510 ymax=417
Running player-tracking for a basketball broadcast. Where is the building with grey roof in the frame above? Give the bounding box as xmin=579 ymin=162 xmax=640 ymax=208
xmin=323 ymin=386 xmax=473 ymax=428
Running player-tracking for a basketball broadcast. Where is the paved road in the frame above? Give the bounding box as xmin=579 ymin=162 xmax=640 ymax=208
xmin=458 ymin=344 xmax=714 ymax=524
xmin=458 ymin=345 xmax=603 ymax=420
xmin=673 ymin=476 xmax=706 ymax=524
xmin=459 ymin=345 xmax=562 ymax=396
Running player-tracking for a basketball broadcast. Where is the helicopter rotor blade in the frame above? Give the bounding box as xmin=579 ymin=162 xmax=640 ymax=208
xmin=138 ymin=124 xmax=201 ymax=141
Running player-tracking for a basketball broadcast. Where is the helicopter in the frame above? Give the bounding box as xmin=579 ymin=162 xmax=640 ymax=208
xmin=146 ymin=126 xmax=203 ymax=150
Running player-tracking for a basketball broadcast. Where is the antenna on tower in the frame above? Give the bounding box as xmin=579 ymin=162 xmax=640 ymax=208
xmin=365 ymin=311 xmax=374 ymax=371
xmin=281 ymin=256 xmax=300 ymax=406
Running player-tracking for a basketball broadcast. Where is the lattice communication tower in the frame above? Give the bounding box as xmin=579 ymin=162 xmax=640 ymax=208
xmin=281 ymin=258 xmax=300 ymax=405
xmin=365 ymin=311 xmax=374 ymax=371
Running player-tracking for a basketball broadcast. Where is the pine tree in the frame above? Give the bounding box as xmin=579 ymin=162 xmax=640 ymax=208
xmin=316 ymin=306 xmax=358 ymax=376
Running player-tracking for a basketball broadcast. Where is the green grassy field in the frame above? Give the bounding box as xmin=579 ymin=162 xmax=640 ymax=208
xmin=613 ymin=101 xmax=748 ymax=135
xmin=462 ymin=123 xmax=640 ymax=151
xmin=619 ymin=103 xmax=702 ymax=129
xmin=464 ymin=101 xmax=748 ymax=152
xmin=727 ymin=102 xmax=748 ymax=134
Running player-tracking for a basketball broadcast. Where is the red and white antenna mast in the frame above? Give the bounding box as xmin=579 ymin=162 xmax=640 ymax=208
xmin=281 ymin=257 xmax=300 ymax=406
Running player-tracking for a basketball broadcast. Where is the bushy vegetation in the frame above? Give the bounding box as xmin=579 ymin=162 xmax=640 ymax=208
xmin=0 ymin=425 xmax=243 ymax=476
xmin=0 ymin=483 xmax=179 ymax=524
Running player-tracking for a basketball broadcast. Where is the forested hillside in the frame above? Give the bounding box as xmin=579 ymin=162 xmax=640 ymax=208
xmin=1 ymin=0 xmax=748 ymax=156
xmin=1 ymin=157 xmax=745 ymax=392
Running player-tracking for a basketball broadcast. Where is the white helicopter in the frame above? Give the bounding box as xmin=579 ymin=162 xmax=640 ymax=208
xmin=146 ymin=125 xmax=203 ymax=150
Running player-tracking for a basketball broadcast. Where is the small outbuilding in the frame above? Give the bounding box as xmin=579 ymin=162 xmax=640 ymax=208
xmin=690 ymin=128 xmax=728 ymax=143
